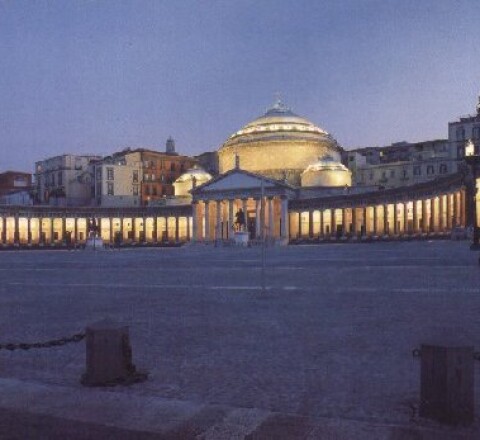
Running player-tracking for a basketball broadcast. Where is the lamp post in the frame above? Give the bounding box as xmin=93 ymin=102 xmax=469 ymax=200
xmin=464 ymin=140 xmax=480 ymax=250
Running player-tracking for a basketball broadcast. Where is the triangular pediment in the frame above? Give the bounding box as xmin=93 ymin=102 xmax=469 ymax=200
xmin=193 ymin=170 xmax=280 ymax=193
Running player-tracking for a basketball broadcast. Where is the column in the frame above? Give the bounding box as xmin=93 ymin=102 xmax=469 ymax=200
xmin=460 ymin=189 xmax=465 ymax=227
xmin=50 ymin=217 xmax=54 ymax=243
xmin=186 ymin=216 xmax=191 ymax=241
xmin=39 ymin=218 xmax=43 ymax=244
xmin=298 ymin=211 xmax=302 ymax=238
xmin=74 ymin=217 xmax=78 ymax=243
xmin=132 ymin=217 xmax=136 ymax=241
xmin=242 ymin=198 xmax=248 ymax=232
xmin=393 ymin=203 xmax=398 ymax=235
xmin=109 ymin=218 xmax=114 ymax=243
xmin=27 ymin=217 xmax=32 ymax=244
xmin=62 ymin=217 xmax=66 ymax=242
xmin=319 ymin=209 xmax=324 ymax=238
xmin=331 ymin=208 xmax=336 ymax=236
xmin=383 ymin=204 xmax=389 ymax=235
xmin=229 ymin=199 xmax=235 ymax=238
xmin=215 ymin=200 xmax=222 ymax=240
xmin=153 ymin=216 xmax=158 ymax=242
xmin=438 ymin=195 xmax=444 ymax=231
xmin=446 ymin=194 xmax=452 ymax=229
xmin=280 ymin=197 xmax=288 ymax=239
xmin=175 ymin=216 xmax=179 ymax=242
xmin=403 ymin=202 xmax=408 ymax=234
xmin=308 ymin=208 xmax=314 ymax=239
xmin=0 ymin=216 xmax=5 ymax=244
xmin=14 ymin=215 xmax=19 ymax=244
xmin=120 ymin=217 xmax=124 ymax=241
xmin=452 ymin=192 xmax=458 ymax=227
xmin=204 ymin=201 xmax=210 ymax=240
xmin=373 ymin=206 xmax=378 ymax=236
xmin=430 ymin=197 xmax=436 ymax=233
xmin=341 ymin=208 xmax=347 ymax=236
xmin=421 ymin=199 xmax=428 ymax=232
xmin=255 ymin=199 xmax=262 ymax=239
xmin=413 ymin=200 xmax=418 ymax=233
xmin=351 ymin=207 xmax=357 ymax=236
xmin=362 ymin=207 xmax=367 ymax=236
xmin=191 ymin=203 xmax=198 ymax=241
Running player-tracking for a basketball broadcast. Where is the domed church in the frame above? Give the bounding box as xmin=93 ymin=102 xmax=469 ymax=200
xmin=218 ymin=99 xmax=344 ymax=187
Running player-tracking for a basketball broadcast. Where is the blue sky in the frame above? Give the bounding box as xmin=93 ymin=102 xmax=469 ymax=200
xmin=1 ymin=0 xmax=479 ymax=171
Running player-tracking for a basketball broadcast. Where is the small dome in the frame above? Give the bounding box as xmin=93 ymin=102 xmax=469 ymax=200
xmin=301 ymin=155 xmax=352 ymax=187
xmin=174 ymin=166 xmax=212 ymax=197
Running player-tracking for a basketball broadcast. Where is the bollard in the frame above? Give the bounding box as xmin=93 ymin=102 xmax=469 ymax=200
xmin=82 ymin=318 xmax=146 ymax=386
xmin=419 ymin=344 xmax=474 ymax=425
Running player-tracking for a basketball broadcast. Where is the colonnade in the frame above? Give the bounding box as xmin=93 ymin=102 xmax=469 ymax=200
xmin=191 ymin=196 xmax=289 ymax=242
xmin=0 ymin=211 xmax=192 ymax=246
xmin=289 ymin=190 xmax=466 ymax=240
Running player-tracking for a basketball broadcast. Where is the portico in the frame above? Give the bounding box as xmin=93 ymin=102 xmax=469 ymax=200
xmin=190 ymin=169 xmax=295 ymax=244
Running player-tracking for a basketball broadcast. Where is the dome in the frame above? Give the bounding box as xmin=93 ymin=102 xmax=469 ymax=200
xmin=174 ymin=166 xmax=212 ymax=197
xmin=218 ymin=99 xmax=342 ymax=186
xmin=301 ymin=155 xmax=352 ymax=187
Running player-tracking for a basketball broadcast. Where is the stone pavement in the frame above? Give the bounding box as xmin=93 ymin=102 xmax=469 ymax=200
xmin=0 ymin=242 xmax=479 ymax=438
xmin=0 ymin=377 xmax=477 ymax=439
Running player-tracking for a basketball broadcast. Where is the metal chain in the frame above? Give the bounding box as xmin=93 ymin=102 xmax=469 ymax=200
xmin=0 ymin=332 xmax=85 ymax=351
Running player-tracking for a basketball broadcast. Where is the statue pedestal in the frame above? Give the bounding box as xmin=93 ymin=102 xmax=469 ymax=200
xmin=234 ymin=231 xmax=249 ymax=246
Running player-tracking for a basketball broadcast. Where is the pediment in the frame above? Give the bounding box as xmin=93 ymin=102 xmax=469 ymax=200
xmin=194 ymin=170 xmax=278 ymax=193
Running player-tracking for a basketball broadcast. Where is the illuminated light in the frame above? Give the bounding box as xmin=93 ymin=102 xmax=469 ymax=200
xmin=466 ymin=139 xmax=475 ymax=157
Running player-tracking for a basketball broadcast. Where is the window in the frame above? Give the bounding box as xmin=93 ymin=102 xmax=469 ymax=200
xmin=58 ymin=172 xmax=63 ymax=185
xmin=170 ymin=163 xmax=175 ymax=171
xmin=390 ymin=170 xmax=395 ymax=178
xmin=144 ymin=174 xmax=149 ymax=181
xmin=133 ymin=185 xmax=139 ymax=196
xmin=473 ymin=126 xmax=480 ymax=139
xmin=180 ymin=163 xmax=185 ymax=172
xmin=413 ymin=166 xmax=421 ymax=176
xmin=161 ymin=175 xmax=165 ymax=183
xmin=152 ymin=186 xmax=157 ymax=196
xmin=145 ymin=185 xmax=150 ymax=195
xmin=132 ymin=170 xmax=139 ymax=183
xmin=107 ymin=182 xmax=114 ymax=195
xmin=107 ymin=167 xmax=114 ymax=181
xmin=427 ymin=165 xmax=434 ymax=175
xmin=456 ymin=127 xmax=465 ymax=141
xmin=403 ymin=169 xmax=408 ymax=178
xmin=439 ymin=164 xmax=447 ymax=174
xmin=96 ymin=167 xmax=102 ymax=180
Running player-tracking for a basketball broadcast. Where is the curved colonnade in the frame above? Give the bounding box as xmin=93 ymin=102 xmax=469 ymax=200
xmin=289 ymin=172 xmax=468 ymax=241
xmin=0 ymin=206 xmax=192 ymax=247
xmin=0 ymin=172 xmax=472 ymax=248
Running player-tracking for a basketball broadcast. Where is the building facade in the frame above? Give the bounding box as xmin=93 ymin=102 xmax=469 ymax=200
xmin=35 ymin=154 xmax=101 ymax=206
xmin=2 ymin=98 xmax=479 ymax=248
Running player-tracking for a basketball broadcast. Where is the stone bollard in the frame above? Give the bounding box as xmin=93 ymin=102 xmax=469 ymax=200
xmin=419 ymin=344 xmax=474 ymax=425
xmin=82 ymin=318 xmax=147 ymax=386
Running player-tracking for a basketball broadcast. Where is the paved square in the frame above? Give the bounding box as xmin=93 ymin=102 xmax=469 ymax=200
xmin=0 ymin=241 xmax=479 ymax=429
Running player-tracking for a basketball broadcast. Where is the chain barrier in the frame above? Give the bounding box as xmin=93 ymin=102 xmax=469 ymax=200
xmin=0 ymin=332 xmax=85 ymax=351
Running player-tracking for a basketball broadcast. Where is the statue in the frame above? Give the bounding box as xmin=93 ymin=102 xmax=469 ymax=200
xmin=235 ymin=208 xmax=245 ymax=231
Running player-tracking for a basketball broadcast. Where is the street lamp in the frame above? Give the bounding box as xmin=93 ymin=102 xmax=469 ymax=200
xmin=464 ymin=140 xmax=480 ymax=250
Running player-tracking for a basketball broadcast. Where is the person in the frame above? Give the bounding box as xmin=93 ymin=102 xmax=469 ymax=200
xmin=235 ymin=208 xmax=245 ymax=231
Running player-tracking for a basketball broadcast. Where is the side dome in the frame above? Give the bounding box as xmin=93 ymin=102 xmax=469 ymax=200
xmin=218 ymin=99 xmax=342 ymax=186
xmin=301 ymin=155 xmax=352 ymax=187
xmin=173 ymin=166 xmax=212 ymax=197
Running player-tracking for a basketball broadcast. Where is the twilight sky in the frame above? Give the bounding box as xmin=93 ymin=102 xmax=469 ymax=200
xmin=1 ymin=0 xmax=480 ymax=172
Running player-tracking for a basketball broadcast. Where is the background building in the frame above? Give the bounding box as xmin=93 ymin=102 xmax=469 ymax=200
xmin=0 ymin=171 xmax=32 ymax=205
xmin=34 ymin=154 xmax=100 ymax=206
